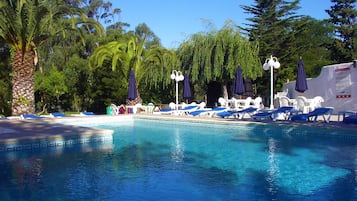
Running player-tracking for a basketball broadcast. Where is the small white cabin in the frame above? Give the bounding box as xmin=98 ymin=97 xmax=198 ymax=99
xmin=283 ymin=61 xmax=357 ymax=113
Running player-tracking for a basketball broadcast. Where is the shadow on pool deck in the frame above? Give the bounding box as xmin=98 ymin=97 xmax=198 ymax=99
xmin=0 ymin=118 xmax=114 ymax=144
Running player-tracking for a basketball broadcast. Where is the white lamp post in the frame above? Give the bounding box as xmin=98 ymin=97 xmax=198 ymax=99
xmin=171 ymin=70 xmax=184 ymax=111
xmin=263 ymin=55 xmax=280 ymax=109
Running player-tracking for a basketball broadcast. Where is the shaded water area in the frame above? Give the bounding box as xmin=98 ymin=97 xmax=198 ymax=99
xmin=0 ymin=118 xmax=356 ymax=200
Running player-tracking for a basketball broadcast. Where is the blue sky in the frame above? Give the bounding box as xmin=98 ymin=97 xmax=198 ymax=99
xmin=112 ymin=0 xmax=333 ymax=49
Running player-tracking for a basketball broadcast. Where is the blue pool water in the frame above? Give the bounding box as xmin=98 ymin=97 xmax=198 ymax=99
xmin=0 ymin=118 xmax=356 ymax=200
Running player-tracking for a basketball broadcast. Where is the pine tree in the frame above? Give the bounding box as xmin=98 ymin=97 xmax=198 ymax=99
xmin=241 ymin=0 xmax=300 ymax=58
xmin=240 ymin=0 xmax=301 ymax=105
xmin=326 ymin=0 xmax=357 ymax=62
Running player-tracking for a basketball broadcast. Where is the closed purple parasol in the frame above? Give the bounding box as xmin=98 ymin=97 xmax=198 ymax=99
xmin=295 ymin=59 xmax=308 ymax=93
xmin=127 ymin=69 xmax=138 ymax=100
xmin=234 ymin=66 xmax=245 ymax=95
xmin=183 ymin=74 xmax=192 ymax=99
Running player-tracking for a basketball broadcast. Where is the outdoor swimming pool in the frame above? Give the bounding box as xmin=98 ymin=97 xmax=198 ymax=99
xmin=0 ymin=117 xmax=356 ymax=200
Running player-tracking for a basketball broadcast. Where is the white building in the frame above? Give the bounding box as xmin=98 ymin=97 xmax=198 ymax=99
xmin=283 ymin=61 xmax=357 ymax=113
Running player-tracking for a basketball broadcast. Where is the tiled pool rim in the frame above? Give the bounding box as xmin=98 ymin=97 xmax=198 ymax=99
xmin=0 ymin=116 xmax=123 ymax=152
xmin=0 ymin=114 xmax=356 ymax=152
xmin=0 ymin=135 xmax=113 ymax=152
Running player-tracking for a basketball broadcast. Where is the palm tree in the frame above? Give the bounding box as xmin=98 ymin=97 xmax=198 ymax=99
xmin=0 ymin=0 xmax=103 ymax=115
xmin=90 ymin=30 xmax=178 ymax=105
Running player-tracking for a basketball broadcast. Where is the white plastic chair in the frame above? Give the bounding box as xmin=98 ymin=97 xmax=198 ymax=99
xmin=169 ymin=102 xmax=176 ymax=110
xmin=218 ymin=97 xmax=227 ymax=107
xmin=110 ymin=104 xmax=119 ymax=115
xmin=310 ymin=96 xmax=324 ymax=111
xmin=251 ymin=97 xmax=262 ymax=108
xmin=235 ymin=97 xmax=252 ymax=109
xmin=147 ymin=103 xmax=155 ymax=114
xmin=295 ymin=96 xmax=311 ymax=113
xmin=198 ymin=102 xmax=206 ymax=109
xmin=279 ymin=96 xmax=294 ymax=107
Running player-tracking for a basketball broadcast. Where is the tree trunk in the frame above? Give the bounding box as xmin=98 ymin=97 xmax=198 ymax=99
xmin=221 ymin=83 xmax=229 ymax=100
xmin=11 ymin=50 xmax=36 ymax=116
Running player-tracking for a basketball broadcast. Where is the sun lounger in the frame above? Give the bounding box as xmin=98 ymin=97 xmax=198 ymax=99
xmin=343 ymin=114 xmax=357 ymax=124
xmin=20 ymin=114 xmax=46 ymax=120
xmin=252 ymin=106 xmax=294 ymax=121
xmin=290 ymin=107 xmax=334 ymax=123
xmin=158 ymin=108 xmax=175 ymax=115
xmin=158 ymin=105 xmax=199 ymax=115
xmin=179 ymin=105 xmax=200 ymax=115
xmin=80 ymin=112 xmax=96 ymax=116
xmin=338 ymin=110 xmax=357 ymax=124
xmin=157 ymin=102 xmax=177 ymax=115
xmin=189 ymin=107 xmax=227 ymax=117
xmin=338 ymin=110 xmax=357 ymax=122
xmin=216 ymin=107 xmax=258 ymax=119
xmin=50 ymin=112 xmax=67 ymax=118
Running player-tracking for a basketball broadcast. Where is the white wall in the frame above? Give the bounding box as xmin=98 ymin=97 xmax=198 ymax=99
xmin=283 ymin=62 xmax=357 ymax=113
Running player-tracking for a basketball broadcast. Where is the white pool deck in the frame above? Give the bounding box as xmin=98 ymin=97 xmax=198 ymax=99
xmin=0 ymin=114 xmax=356 ymax=146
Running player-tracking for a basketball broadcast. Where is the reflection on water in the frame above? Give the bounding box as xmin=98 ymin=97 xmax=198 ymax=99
xmin=266 ymin=138 xmax=279 ymax=195
xmin=171 ymin=128 xmax=184 ymax=163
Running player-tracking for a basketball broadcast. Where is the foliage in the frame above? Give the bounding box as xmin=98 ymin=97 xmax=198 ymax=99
xmin=0 ymin=42 xmax=11 ymax=116
xmin=240 ymin=0 xmax=318 ymax=103
xmin=89 ymin=65 xmax=126 ymax=112
xmin=66 ymin=0 xmax=122 ymax=26
xmin=0 ymin=0 xmax=355 ymax=115
xmin=35 ymin=68 xmax=68 ymax=111
xmin=0 ymin=79 xmax=11 ymax=115
xmin=326 ymin=0 xmax=357 ymax=62
xmin=90 ymin=23 xmax=178 ymax=104
xmin=0 ymin=0 xmax=104 ymax=115
xmin=287 ymin=17 xmax=334 ymax=78
xmin=177 ymin=20 xmax=261 ymax=100
xmin=241 ymin=0 xmax=300 ymax=57
xmin=61 ymin=55 xmax=93 ymax=112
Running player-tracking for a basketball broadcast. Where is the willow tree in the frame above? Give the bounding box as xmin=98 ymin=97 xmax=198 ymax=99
xmin=0 ymin=0 xmax=103 ymax=115
xmin=90 ymin=24 xmax=178 ymax=105
xmin=177 ymin=21 xmax=261 ymax=100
